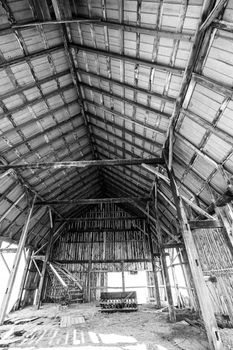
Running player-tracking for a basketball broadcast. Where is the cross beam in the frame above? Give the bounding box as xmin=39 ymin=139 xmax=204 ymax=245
xmin=35 ymin=197 xmax=150 ymax=206
xmin=0 ymin=157 xmax=164 ymax=170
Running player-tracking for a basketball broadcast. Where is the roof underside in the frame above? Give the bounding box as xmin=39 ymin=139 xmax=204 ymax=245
xmin=0 ymin=0 xmax=233 ymax=248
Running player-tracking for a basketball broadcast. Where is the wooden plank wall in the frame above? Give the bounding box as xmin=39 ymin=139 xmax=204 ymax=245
xmin=192 ymin=227 xmax=233 ymax=325
xmin=46 ymin=204 xmax=153 ymax=301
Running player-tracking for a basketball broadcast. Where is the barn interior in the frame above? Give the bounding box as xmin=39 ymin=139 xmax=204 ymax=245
xmin=1 ymin=0 xmax=233 ymax=349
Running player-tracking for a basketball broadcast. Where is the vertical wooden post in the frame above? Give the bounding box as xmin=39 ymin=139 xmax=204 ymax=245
xmin=166 ymin=165 xmax=224 ymax=350
xmin=147 ymin=225 xmax=161 ymax=308
xmin=152 ymin=180 xmax=173 ymax=314
xmin=15 ymin=248 xmax=32 ymax=310
xmin=35 ymin=215 xmax=55 ymax=309
xmin=87 ymin=261 xmax=92 ymax=302
xmin=121 ymin=261 xmax=125 ymax=292
xmin=160 ymin=250 xmax=176 ymax=321
xmin=0 ymin=195 xmax=36 ymax=325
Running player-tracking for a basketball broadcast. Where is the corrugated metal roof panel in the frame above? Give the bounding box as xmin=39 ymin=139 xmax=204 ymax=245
xmin=188 ymin=84 xmax=225 ymax=123
xmin=203 ymin=134 xmax=232 ymax=163
xmin=192 ymin=155 xmax=216 ymax=180
xmin=174 ymin=138 xmax=195 ymax=164
xmin=178 ymin=116 xmax=206 ymax=147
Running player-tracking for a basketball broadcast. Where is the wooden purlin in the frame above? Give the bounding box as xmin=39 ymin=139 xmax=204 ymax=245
xmin=71 ymin=44 xmax=184 ymax=76
xmin=174 ymin=153 xmax=224 ymax=199
xmin=87 ymin=104 xmax=165 ymax=139
xmin=175 ymin=124 xmax=233 ymax=181
xmin=81 ymin=82 xmax=170 ymax=128
xmin=102 ymin=168 xmax=151 ymax=197
xmin=77 ymin=69 xmax=176 ymax=104
xmin=45 ymin=176 xmax=101 ymax=204
xmin=94 ymin=132 xmax=161 ymax=160
xmin=2 ymin=111 xmax=80 ymax=156
xmin=0 ymin=45 xmax=64 ymax=70
xmin=6 ymin=19 xmax=194 ymax=41
xmin=182 ymin=108 xmax=233 ymax=146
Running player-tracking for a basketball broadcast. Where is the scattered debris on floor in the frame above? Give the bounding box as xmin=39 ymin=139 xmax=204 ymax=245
xmin=0 ymin=303 xmax=232 ymax=349
xmin=60 ymin=315 xmax=85 ymax=327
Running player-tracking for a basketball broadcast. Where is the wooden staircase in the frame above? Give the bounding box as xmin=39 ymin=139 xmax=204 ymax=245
xmin=46 ymin=262 xmax=83 ymax=304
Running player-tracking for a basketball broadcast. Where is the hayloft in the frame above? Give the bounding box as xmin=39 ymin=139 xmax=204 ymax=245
xmin=0 ymin=1 xmax=233 ymax=349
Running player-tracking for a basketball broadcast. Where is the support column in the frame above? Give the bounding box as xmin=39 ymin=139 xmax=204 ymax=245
xmin=121 ymin=261 xmax=125 ymax=292
xmin=160 ymin=249 xmax=176 ymax=321
xmin=15 ymin=248 xmax=32 ymax=310
xmin=147 ymin=226 xmax=161 ymax=308
xmin=166 ymin=165 xmax=223 ymax=350
xmin=0 ymin=195 xmax=36 ymax=325
xmin=87 ymin=261 xmax=92 ymax=302
xmin=35 ymin=215 xmax=56 ymax=309
xmin=152 ymin=180 xmax=174 ymax=316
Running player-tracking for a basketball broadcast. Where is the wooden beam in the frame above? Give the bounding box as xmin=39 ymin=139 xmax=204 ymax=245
xmin=71 ymin=44 xmax=184 ymax=75
xmin=78 ymin=68 xmax=175 ymax=104
xmin=12 ymin=18 xmax=101 ymax=27
xmin=162 ymin=243 xmax=184 ymax=249
xmin=57 ymin=216 xmax=145 ymax=222
xmin=0 ymin=194 xmax=25 ymax=224
xmin=182 ymin=108 xmax=233 ymax=146
xmin=189 ymin=220 xmax=223 ymax=230
xmin=192 ymin=72 xmax=233 ymax=98
xmin=9 ymin=19 xmax=193 ymax=41
xmin=94 ymin=127 xmax=162 ymax=157
xmin=0 ymin=157 xmax=163 ymax=170
xmin=160 ymin=250 xmax=176 ymax=321
xmin=88 ymin=114 xmax=165 ymax=145
xmin=121 ymin=261 xmax=125 ymax=292
xmin=166 ymin=161 xmax=224 ymax=350
xmin=147 ymin=223 xmax=161 ymax=308
xmin=3 ymin=112 xmax=81 ymax=156
xmin=181 ymin=196 xmax=214 ymax=219
xmin=0 ymin=248 xmax=18 ymax=253
xmin=82 ymin=82 xmax=170 ymax=123
xmin=0 ymin=45 xmax=63 ymax=70
xmin=86 ymin=100 xmax=167 ymax=137
xmin=0 ymin=69 xmax=70 ymax=102
xmin=213 ymin=19 xmax=233 ymax=33
xmin=54 ymin=258 xmax=151 ymax=264
xmin=0 ymin=196 xmax=36 ymax=325
xmin=199 ymin=0 xmax=228 ymax=32
xmin=35 ymin=197 xmax=150 ymax=206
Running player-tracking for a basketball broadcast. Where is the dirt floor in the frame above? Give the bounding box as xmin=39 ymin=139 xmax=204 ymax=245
xmin=0 ymin=303 xmax=232 ymax=350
